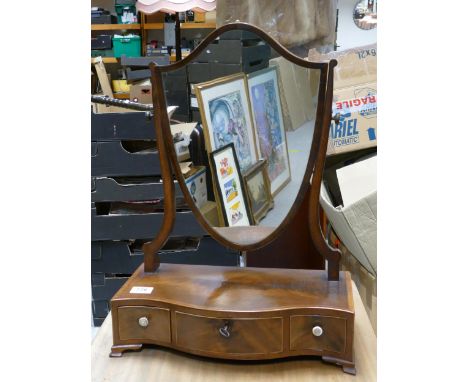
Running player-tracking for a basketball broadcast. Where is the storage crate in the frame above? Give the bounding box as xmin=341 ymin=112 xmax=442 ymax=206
xmin=91 ymin=111 xmax=155 ymax=141
xmin=91 ymin=237 xmax=238 ymax=274
xmin=91 ymin=176 xmax=184 ymax=202
xmin=91 ymin=14 xmax=117 ymax=24
xmin=219 ymin=30 xmax=261 ymax=41
xmin=195 ymin=40 xmax=271 ymax=65
xmin=93 ymin=316 xmax=105 ymax=326
xmin=91 ymin=202 xmax=205 ymax=241
xmin=115 ymin=0 xmax=136 ymax=5
xmin=91 ymin=35 xmax=112 ymax=50
xmin=92 ymin=299 xmax=110 ymax=320
xmin=121 ymin=55 xmax=170 ymax=67
xmin=91 ymin=140 xmax=160 ymax=177
xmin=115 ymin=4 xmax=138 ymax=24
xmin=91 ymin=49 xmax=114 ymax=58
xmin=112 ymin=35 xmax=141 ymax=58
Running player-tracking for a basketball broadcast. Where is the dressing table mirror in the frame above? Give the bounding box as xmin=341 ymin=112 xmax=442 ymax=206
xmin=109 ymin=22 xmax=355 ymax=375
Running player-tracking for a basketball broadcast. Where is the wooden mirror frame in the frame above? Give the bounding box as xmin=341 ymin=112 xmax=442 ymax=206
xmin=143 ymin=22 xmax=341 ymax=280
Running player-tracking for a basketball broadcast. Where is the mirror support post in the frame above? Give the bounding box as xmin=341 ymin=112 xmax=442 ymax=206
xmin=143 ymin=63 xmax=176 ymax=273
xmin=308 ymin=61 xmax=342 ymax=281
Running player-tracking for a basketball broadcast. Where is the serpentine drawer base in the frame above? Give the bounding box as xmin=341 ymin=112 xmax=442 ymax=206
xmin=110 ymin=263 xmax=356 ymax=375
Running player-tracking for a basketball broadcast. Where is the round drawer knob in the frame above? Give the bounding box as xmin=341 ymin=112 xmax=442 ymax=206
xmin=138 ymin=317 xmax=149 ymax=328
xmin=312 ymin=326 xmax=323 ymax=337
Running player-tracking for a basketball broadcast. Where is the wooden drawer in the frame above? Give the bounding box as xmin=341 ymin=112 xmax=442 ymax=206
xmin=118 ymin=306 xmax=171 ymax=342
xmin=290 ymin=315 xmax=346 ymax=353
xmin=174 ymin=312 xmax=283 ymax=355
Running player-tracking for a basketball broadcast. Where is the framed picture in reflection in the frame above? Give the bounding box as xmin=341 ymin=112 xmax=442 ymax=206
xmin=194 ymin=73 xmax=258 ymax=173
xmin=243 ymin=159 xmax=274 ymax=225
xmin=209 ymin=143 xmax=253 ymax=227
xmin=247 ymin=67 xmax=291 ymax=196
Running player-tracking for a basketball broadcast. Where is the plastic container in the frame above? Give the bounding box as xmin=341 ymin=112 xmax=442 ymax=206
xmin=91 ymin=49 xmax=114 ymax=58
xmin=112 ymin=35 xmax=141 ymax=57
xmin=115 ymin=4 xmax=138 ymax=24
xmin=115 ymin=0 xmax=136 ymax=5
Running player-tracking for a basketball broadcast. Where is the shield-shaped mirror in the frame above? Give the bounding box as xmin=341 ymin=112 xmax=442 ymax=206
xmin=149 ymin=23 xmax=335 ymax=256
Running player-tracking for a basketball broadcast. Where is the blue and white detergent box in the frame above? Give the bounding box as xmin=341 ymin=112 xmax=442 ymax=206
xmin=327 ymin=81 xmax=377 ymax=156
xmin=308 ymin=44 xmax=377 ymax=156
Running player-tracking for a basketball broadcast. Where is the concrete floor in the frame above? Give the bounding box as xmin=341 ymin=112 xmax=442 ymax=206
xmin=260 ymin=119 xmax=314 ymax=227
xmin=92 ymin=326 xmax=99 ymax=341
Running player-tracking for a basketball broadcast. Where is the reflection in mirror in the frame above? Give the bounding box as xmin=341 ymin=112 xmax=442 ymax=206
xmin=162 ymin=29 xmax=320 ymax=243
xmin=353 ymin=0 xmax=377 ymax=30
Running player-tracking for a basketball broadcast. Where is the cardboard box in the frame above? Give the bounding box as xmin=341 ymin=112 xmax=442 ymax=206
xmin=320 ymin=154 xmax=377 ymax=277
xmin=171 ymin=123 xmax=198 ymax=162
xmin=269 ymin=56 xmax=319 ymax=131
xmin=328 ymin=81 xmax=377 ymax=155
xmin=308 ymin=44 xmax=376 ymax=89
xmin=205 ymin=11 xmax=216 ymax=23
xmin=337 ymin=237 xmax=377 ymax=333
xmin=322 ymin=185 xmax=377 ymax=276
xmin=129 ymin=79 xmax=152 ymax=104
xmin=194 ymin=12 xmax=205 ymax=23
xmin=308 ymin=44 xmax=377 ymax=155
xmin=92 ymin=57 xmax=137 ymax=113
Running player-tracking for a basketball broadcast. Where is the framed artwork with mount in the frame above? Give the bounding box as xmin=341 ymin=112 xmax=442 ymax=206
xmin=209 ymin=142 xmax=253 ymax=227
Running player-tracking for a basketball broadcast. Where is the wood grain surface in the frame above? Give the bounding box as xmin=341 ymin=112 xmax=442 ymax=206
xmin=117 ymin=306 xmax=170 ymax=343
xmin=290 ymin=315 xmax=346 ymax=353
xmin=174 ymin=312 xmax=283 ymax=355
xmin=110 ymin=264 xmax=354 ymax=368
xmin=93 ymin=282 xmax=376 ymax=382
xmin=111 ymin=263 xmax=352 ymax=312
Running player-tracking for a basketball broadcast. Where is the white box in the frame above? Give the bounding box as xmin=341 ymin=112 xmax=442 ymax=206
xmin=170 ymin=122 xmax=197 ymax=162
xmin=320 ymin=155 xmax=377 ymax=276
xmin=184 ymin=167 xmax=207 ymax=209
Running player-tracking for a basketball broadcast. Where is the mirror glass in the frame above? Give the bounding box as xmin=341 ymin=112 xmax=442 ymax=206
xmin=162 ymin=29 xmax=321 ymax=244
xmin=353 ymin=0 xmax=377 ymax=30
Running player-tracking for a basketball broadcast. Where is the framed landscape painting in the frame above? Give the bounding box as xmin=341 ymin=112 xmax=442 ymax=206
xmin=209 ymin=143 xmax=253 ymax=227
xmin=247 ymin=67 xmax=291 ymax=196
xmin=243 ymin=159 xmax=274 ymax=225
xmin=194 ymin=73 xmax=258 ymax=173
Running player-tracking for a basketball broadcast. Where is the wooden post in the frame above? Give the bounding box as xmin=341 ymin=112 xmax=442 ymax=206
xmin=141 ymin=13 xmax=147 ymax=56
xmin=175 ymin=12 xmax=182 ymax=61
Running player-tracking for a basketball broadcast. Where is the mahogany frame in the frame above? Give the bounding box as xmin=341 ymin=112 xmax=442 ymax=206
xmin=143 ymin=22 xmax=341 ymax=280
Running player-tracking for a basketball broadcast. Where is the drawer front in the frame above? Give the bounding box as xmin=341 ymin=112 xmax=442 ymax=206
xmin=290 ymin=315 xmax=346 ymax=353
xmin=91 ymin=141 xmax=161 ymax=177
xmin=91 ymin=237 xmax=238 ymax=274
xmin=174 ymin=312 xmax=283 ymax=355
xmin=91 ymin=111 xmax=155 ymax=141
xmin=91 ymin=208 xmax=205 ymax=241
xmin=118 ymin=306 xmax=171 ymax=343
